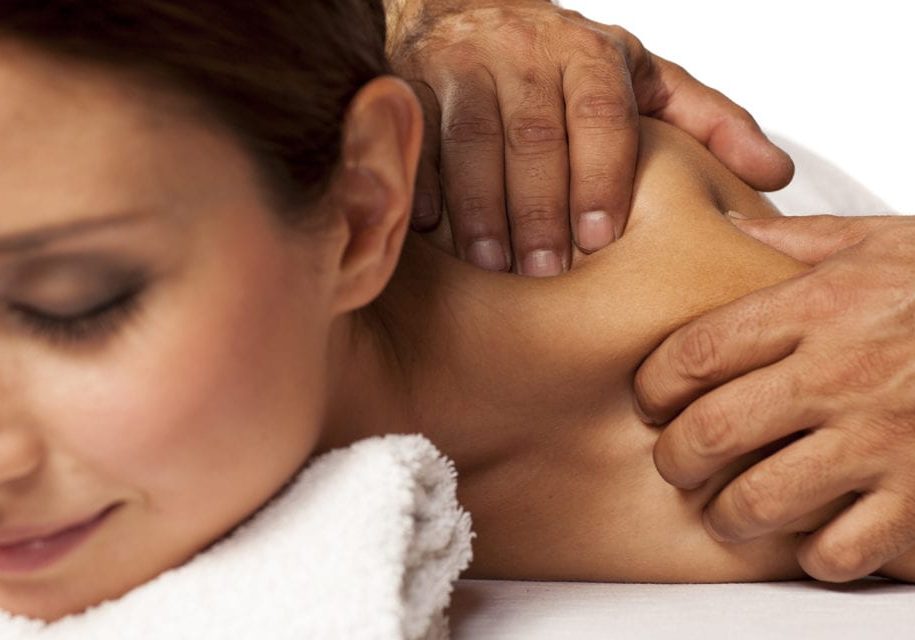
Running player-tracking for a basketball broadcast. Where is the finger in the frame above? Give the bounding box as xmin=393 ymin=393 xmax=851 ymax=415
xmin=634 ymin=275 xmax=809 ymax=424
xmin=498 ymin=69 xmax=571 ymax=276
xmin=702 ymin=429 xmax=878 ymax=543
xmin=409 ymin=80 xmax=444 ymax=232
xmin=727 ymin=213 xmax=902 ymax=264
xmin=652 ymin=356 xmax=828 ymax=489
xmin=630 ymin=50 xmax=795 ymax=192
xmin=797 ymin=488 xmax=915 ymax=582
xmin=783 ymin=492 xmax=859 ymax=535
xmin=562 ymin=54 xmax=638 ymax=252
xmin=438 ymin=69 xmax=511 ymax=272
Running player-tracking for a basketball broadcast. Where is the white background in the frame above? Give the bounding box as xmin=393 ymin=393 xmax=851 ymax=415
xmin=560 ymin=0 xmax=915 ymax=212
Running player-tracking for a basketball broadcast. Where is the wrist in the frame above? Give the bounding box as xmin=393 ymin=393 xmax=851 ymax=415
xmin=385 ymin=0 xmax=555 ymax=53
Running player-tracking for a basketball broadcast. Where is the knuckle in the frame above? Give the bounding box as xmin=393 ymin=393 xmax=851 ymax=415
xmin=730 ymin=104 xmax=757 ymax=127
xmin=557 ymin=7 xmax=586 ymax=23
xmin=506 ymin=115 xmax=567 ymax=155
xmin=511 ymin=198 xmax=562 ymax=227
xmin=731 ymin=472 xmax=783 ymax=529
xmin=578 ymin=170 xmax=614 ymax=188
xmin=451 ymin=195 xmax=498 ymax=226
xmin=674 ymin=323 xmax=728 ymax=384
xmin=442 ymin=114 xmax=502 ymax=146
xmin=602 ymin=23 xmax=630 ymax=41
xmin=568 ymin=87 xmax=637 ymax=132
xmin=830 ymin=347 xmax=897 ymax=392
xmin=574 ymin=27 xmax=616 ymax=53
xmin=509 ymin=204 xmax=565 ymax=251
xmin=836 ymin=217 xmax=874 ymax=249
xmin=800 ymin=270 xmax=855 ymax=319
xmin=683 ymin=401 xmax=737 ymax=459
xmin=663 ymin=59 xmax=689 ymax=79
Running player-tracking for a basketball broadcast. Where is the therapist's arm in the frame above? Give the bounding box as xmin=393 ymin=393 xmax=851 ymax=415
xmin=383 ymin=0 xmax=795 ymax=275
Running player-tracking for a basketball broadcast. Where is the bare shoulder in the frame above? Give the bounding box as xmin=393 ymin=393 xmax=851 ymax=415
xmin=393 ymin=116 xmax=806 ymax=379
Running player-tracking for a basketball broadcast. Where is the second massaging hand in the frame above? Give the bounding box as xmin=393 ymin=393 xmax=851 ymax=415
xmin=635 ymin=213 xmax=915 ymax=582
xmin=387 ymin=0 xmax=794 ymax=275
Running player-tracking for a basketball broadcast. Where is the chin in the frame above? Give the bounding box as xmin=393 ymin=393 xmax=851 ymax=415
xmin=0 ymin=569 xmax=140 ymax=622
xmin=0 ymin=590 xmax=85 ymax=623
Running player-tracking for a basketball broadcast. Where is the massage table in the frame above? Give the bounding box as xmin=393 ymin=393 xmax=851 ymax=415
xmin=450 ymin=578 xmax=915 ymax=639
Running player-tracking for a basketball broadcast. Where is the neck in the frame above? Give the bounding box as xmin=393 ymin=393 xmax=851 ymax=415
xmin=317 ymin=236 xmax=509 ymax=465
xmin=318 ymin=304 xmax=413 ymax=454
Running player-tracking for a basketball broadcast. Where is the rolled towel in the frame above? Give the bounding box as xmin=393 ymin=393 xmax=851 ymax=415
xmin=1 ymin=434 xmax=474 ymax=640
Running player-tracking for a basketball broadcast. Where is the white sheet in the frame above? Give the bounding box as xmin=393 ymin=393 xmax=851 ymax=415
xmin=450 ymin=579 xmax=915 ymax=639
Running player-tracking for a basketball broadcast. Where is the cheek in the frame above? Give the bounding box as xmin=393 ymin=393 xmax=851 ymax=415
xmin=43 ymin=248 xmax=329 ymax=524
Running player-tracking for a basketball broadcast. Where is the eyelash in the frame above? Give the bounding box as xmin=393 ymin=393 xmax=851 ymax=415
xmin=10 ymin=288 xmax=142 ymax=345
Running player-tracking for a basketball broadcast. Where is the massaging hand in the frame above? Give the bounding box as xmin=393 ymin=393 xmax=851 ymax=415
xmin=634 ymin=213 xmax=915 ymax=582
xmin=387 ymin=0 xmax=794 ymax=275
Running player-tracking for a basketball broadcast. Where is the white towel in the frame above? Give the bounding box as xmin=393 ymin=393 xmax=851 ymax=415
xmin=0 ymin=434 xmax=474 ymax=640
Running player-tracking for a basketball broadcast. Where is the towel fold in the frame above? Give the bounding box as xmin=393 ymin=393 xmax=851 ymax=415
xmin=1 ymin=434 xmax=474 ymax=640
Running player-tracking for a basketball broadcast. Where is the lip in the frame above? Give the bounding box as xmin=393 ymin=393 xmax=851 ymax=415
xmin=0 ymin=503 xmax=120 ymax=574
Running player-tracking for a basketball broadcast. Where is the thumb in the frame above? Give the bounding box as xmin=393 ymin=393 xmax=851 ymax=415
xmin=636 ymin=54 xmax=795 ymax=192
xmin=725 ymin=212 xmax=897 ymax=264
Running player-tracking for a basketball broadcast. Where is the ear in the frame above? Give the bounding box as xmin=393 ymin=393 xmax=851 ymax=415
xmin=328 ymin=76 xmax=423 ymax=315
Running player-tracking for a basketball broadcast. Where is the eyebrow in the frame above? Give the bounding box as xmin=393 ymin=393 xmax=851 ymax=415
xmin=0 ymin=212 xmax=155 ymax=254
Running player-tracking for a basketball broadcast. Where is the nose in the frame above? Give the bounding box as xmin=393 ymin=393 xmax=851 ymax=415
xmin=0 ymin=429 xmax=44 ymax=485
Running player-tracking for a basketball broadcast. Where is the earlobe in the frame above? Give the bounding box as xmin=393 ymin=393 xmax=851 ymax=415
xmin=329 ymin=76 xmax=423 ymax=315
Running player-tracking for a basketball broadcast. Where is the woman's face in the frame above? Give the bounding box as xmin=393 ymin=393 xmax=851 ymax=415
xmin=0 ymin=42 xmax=337 ymax=619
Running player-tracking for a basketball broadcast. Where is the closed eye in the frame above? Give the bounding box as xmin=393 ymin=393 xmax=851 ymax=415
xmin=9 ymin=287 xmax=142 ymax=345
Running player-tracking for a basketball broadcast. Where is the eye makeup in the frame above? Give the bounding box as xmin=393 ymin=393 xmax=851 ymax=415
xmin=2 ymin=252 xmax=149 ymax=347
xmin=9 ymin=286 xmax=143 ymax=345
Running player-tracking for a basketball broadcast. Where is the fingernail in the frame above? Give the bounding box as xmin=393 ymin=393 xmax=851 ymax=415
xmin=411 ymin=194 xmax=439 ymax=231
xmin=521 ymin=249 xmax=563 ymax=277
xmin=467 ymin=238 xmax=509 ymax=272
xmin=725 ymin=209 xmax=748 ymax=221
xmin=577 ymin=210 xmax=616 ymax=252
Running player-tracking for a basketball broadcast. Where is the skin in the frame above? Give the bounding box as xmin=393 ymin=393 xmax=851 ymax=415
xmin=324 ymin=120 xmax=915 ymax=584
xmin=388 ymin=0 xmax=915 ymax=589
xmin=635 ymin=213 xmax=915 ymax=583
xmin=387 ymin=0 xmax=795 ymax=274
xmin=389 ymin=0 xmax=915 ymax=582
xmin=0 ymin=40 xmax=423 ymax=621
xmin=1 ymin=31 xmax=911 ymax=625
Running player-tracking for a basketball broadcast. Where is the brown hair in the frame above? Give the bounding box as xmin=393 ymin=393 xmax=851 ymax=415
xmin=0 ymin=0 xmax=391 ymax=219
